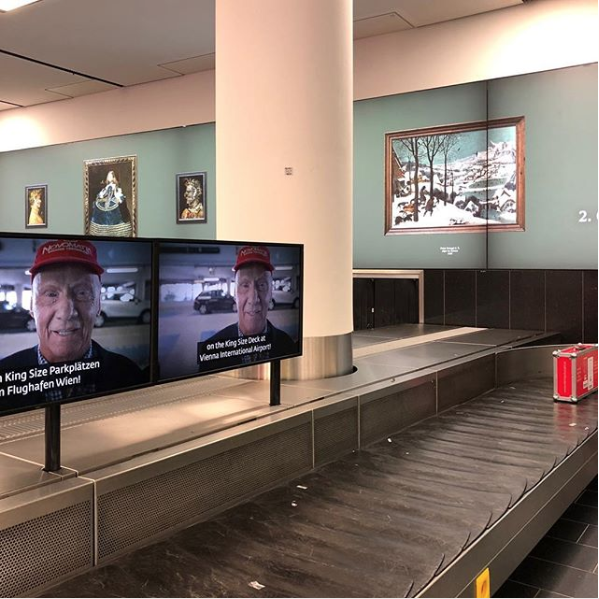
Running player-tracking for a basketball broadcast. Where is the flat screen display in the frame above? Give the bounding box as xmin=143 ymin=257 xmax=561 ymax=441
xmin=0 ymin=235 xmax=152 ymax=414
xmin=157 ymin=241 xmax=302 ymax=381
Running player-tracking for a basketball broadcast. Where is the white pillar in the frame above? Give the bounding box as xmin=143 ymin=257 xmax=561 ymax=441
xmin=216 ymin=0 xmax=353 ymax=378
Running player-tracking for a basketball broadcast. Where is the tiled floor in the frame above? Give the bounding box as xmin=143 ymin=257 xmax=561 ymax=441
xmin=494 ymin=477 xmax=598 ymax=598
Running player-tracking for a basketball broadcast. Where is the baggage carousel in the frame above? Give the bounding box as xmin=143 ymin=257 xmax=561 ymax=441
xmin=189 ymin=376 xmax=592 ymax=598
xmin=0 ymin=326 xmax=596 ymax=597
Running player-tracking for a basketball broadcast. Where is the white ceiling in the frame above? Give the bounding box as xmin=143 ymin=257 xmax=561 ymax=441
xmin=0 ymin=0 xmax=523 ymax=111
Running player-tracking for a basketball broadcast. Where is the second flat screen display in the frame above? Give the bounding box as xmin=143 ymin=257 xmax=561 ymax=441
xmin=158 ymin=242 xmax=302 ymax=381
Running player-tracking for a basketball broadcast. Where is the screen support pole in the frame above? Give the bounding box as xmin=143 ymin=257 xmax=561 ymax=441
xmin=270 ymin=360 xmax=281 ymax=406
xmin=44 ymin=404 xmax=61 ymax=472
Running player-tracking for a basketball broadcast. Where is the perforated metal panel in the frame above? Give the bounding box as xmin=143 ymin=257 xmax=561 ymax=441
xmin=97 ymin=422 xmax=312 ymax=561
xmin=0 ymin=501 xmax=92 ymax=598
xmin=314 ymin=407 xmax=358 ymax=466
xmin=360 ymin=380 xmax=436 ymax=447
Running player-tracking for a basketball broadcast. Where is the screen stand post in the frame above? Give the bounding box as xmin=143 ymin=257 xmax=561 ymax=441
xmin=44 ymin=404 xmax=61 ymax=473
xmin=270 ymin=360 xmax=281 ymax=407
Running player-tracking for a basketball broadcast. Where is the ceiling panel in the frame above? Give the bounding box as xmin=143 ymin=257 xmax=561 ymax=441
xmin=390 ymin=0 xmax=523 ymax=27
xmin=354 ymin=0 xmax=408 ymax=21
xmin=0 ymin=0 xmax=215 ymax=86
xmin=0 ymin=53 xmax=88 ymax=106
xmin=46 ymin=80 xmax=118 ymax=98
xmin=354 ymin=13 xmax=412 ymax=39
xmin=0 ymin=0 xmax=527 ymax=108
xmin=160 ymin=54 xmax=216 ymax=76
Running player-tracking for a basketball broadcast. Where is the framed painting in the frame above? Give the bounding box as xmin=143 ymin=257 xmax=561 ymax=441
xmin=176 ymin=171 xmax=206 ymax=224
xmin=84 ymin=155 xmax=137 ymax=237
xmin=25 ymin=184 xmax=48 ymax=229
xmin=385 ymin=117 xmax=525 ymax=234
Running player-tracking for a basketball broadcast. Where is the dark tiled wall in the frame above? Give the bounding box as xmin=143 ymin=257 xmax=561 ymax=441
xmin=444 ymin=270 xmax=476 ymax=327
xmin=353 ymin=278 xmax=418 ymax=330
xmin=423 ymin=269 xmax=444 ymax=325
xmin=546 ymin=271 xmax=583 ymax=342
xmin=583 ymin=270 xmax=598 ymax=343
xmin=475 ymin=270 xmax=509 ymax=329
xmin=374 ymin=279 xmax=418 ymax=328
xmin=510 ymin=270 xmax=545 ymax=331
xmin=353 ymin=279 xmax=374 ymax=330
xmin=423 ymin=269 xmax=598 ymax=344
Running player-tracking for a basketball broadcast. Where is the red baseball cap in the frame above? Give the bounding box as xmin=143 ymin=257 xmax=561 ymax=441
xmin=233 ymin=245 xmax=274 ymax=272
xmin=30 ymin=240 xmax=104 ymax=278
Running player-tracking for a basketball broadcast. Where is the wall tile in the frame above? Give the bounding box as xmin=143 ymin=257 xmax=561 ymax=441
xmin=546 ymin=271 xmax=583 ymax=343
xmin=583 ymin=270 xmax=598 ymax=343
xmin=406 ymin=269 xmax=594 ymax=342
xmin=353 ymin=279 xmax=374 ymax=331
xmin=444 ymin=270 xmax=475 ymax=326
xmin=374 ymin=278 xmax=396 ymax=328
xmin=476 ymin=270 xmax=509 ymax=329
xmin=424 ymin=270 xmax=444 ymax=325
xmin=393 ymin=279 xmax=419 ymax=324
xmin=510 ymin=270 xmax=545 ymax=332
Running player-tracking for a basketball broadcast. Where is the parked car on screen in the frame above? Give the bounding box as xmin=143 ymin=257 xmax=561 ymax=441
xmin=193 ymin=290 xmax=237 ymax=314
xmin=0 ymin=301 xmax=35 ymax=331
xmin=269 ymin=289 xmax=300 ymax=310
xmin=95 ymin=288 xmax=151 ymax=327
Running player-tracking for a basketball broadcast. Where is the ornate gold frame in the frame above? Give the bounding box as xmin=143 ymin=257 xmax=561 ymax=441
xmin=385 ymin=117 xmax=525 ymax=235
xmin=84 ymin=155 xmax=137 ymax=237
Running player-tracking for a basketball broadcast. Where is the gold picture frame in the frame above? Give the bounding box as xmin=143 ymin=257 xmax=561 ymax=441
xmin=25 ymin=184 xmax=48 ymax=229
xmin=385 ymin=117 xmax=525 ymax=235
xmin=84 ymin=155 xmax=137 ymax=237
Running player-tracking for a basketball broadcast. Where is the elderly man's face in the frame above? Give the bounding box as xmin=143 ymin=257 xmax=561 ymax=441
xmin=31 ymin=265 xmax=100 ymax=363
xmin=235 ymin=264 xmax=272 ymax=336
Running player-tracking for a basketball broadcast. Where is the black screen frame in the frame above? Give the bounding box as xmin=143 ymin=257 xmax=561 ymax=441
xmin=0 ymin=231 xmax=156 ymax=416
xmin=155 ymin=238 xmax=304 ymax=383
xmin=0 ymin=232 xmax=304 ymax=417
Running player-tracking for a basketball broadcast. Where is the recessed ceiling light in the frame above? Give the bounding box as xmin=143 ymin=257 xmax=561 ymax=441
xmin=0 ymin=0 xmax=42 ymax=12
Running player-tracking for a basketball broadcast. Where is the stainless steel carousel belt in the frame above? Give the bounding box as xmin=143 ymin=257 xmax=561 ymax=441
xmin=138 ymin=376 xmax=597 ymax=598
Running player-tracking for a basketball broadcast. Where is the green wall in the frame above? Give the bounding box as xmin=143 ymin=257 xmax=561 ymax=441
xmin=1 ymin=64 xmax=596 ymax=268
xmin=0 ymin=123 xmax=216 ymax=239
xmin=353 ymin=63 xmax=598 ymax=269
xmin=354 ymin=82 xmax=488 ymax=269
xmin=488 ymin=64 xmax=598 ymax=268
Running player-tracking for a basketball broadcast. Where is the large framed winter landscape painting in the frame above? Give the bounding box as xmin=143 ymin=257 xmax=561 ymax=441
xmin=385 ymin=117 xmax=525 ymax=234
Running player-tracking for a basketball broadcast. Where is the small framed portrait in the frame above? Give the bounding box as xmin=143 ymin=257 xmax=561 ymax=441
xmin=176 ymin=172 xmax=206 ymax=224
xmin=25 ymin=185 xmax=48 ymax=229
xmin=84 ymin=155 xmax=137 ymax=237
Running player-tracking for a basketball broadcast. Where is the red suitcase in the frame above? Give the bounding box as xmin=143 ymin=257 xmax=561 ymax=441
xmin=553 ymin=344 xmax=598 ymax=402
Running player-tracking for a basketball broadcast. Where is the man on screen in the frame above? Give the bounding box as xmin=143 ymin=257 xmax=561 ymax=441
xmin=198 ymin=245 xmax=296 ymax=371
xmin=0 ymin=240 xmax=144 ymax=407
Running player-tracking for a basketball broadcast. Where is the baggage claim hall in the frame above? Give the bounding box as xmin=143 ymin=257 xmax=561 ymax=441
xmin=0 ymin=1 xmax=597 ymax=597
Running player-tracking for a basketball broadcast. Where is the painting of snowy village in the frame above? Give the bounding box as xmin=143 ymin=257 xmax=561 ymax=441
xmin=385 ymin=117 xmax=525 ymax=234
